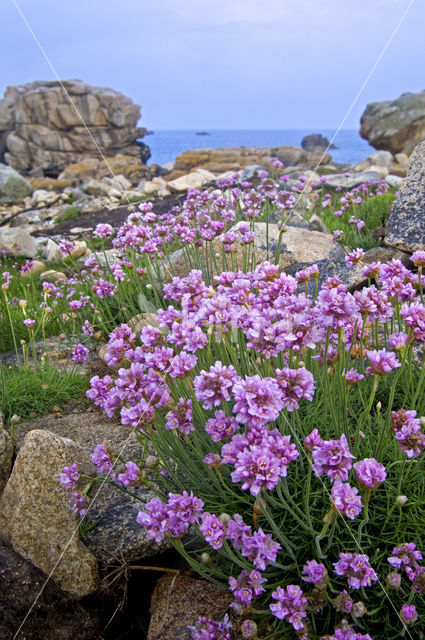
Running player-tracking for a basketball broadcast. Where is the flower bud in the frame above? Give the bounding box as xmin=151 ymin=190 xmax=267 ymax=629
xmin=395 ymin=495 xmax=408 ymax=506
xmin=145 ymin=455 xmax=159 ymax=469
xmin=241 ymin=620 xmax=258 ymax=639
xmin=386 ymin=572 xmax=401 ymax=589
xmin=219 ymin=512 xmax=231 ymax=525
xmin=376 ymin=401 xmax=382 ymax=414
xmin=352 ymin=602 xmax=367 ymax=617
xmin=420 ymin=416 xmax=425 ymax=429
xmin=200 ymin=552 xmax=211 ymax=565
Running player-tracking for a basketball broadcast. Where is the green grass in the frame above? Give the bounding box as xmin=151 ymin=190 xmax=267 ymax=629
xmin=1 ymin=365 xmax=89 ymax=425
xmin=57 ymin=205 xmax=81 ymax=223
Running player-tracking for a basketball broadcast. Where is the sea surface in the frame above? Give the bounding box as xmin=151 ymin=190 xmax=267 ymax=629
xmin=145 ymin=129 xmax=375 ymax=168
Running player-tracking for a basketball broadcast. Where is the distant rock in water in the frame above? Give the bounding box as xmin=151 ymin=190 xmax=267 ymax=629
xmin=0 ymin=79 xmax=150 ymax=175
xmin=196 ymin=131 xmax=210 ymax=135
xmin=301 ymin=133 xmax=336 ymax=152
xmin=360 ymin=91 xmax=425 ymax=155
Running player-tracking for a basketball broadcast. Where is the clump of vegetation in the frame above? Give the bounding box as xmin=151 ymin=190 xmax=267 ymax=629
xmin=1 ymin=364 xmax=89 ymax=425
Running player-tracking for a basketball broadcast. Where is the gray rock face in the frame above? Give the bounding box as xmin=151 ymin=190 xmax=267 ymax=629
xmin=360 ymin=91 xmax=425 ymax=155
xmin=0 ymin=80 xmax=149 ymax=174
xmin=385 ymin=141 xmax=425 ymax=252
xmin=322 ymin=171 xmax=382 ymax=189
xmin=0 ymin=163 xmax=33 ymax=202
xmin=0 ymin=429 xmax=99 ymax=597
xmin=0 ymin=227 xmax=38 ymax=257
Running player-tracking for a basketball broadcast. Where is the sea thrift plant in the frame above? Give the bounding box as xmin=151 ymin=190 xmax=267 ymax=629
xmin=7 ymin=179 xmax=414 ymax=637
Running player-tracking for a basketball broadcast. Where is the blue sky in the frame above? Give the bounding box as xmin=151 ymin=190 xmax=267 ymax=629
xmin=0 ymin=0 xmax=423 ymax=130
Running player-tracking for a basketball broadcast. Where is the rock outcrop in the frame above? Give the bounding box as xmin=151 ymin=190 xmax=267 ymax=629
xmin=360 ymin=91 xmax=425 ymax=155
xmin=301 ymin=133 xmax=336 ymax=151
xmin=169 ymin=145 xmax=332 ymax=177
xmin=385 ymin=140 xmax=425 ymax=252
xmin=0 ymin=80 xmax=150 ymax=175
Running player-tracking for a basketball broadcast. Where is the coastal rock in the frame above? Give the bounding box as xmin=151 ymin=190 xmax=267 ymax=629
xmin=58 ymin=153 xmax=154 ymax=185
xmin=385 ymin=174 xmax=403 ymax=189
xmin=147 ymin=574 xmax=232 ymax=640
xmin=11 ymin=411 xmax=170 ymax=564
xmin=0 ymin=80 xmax=150 ymax=175
xmin=0 ymin=429 xmax=99 ymax=597
xmin=301 ymin=133 xmax=336 ymax=152
xmin=321 ymin=171 xmax=382 ymax=189
xmin=0 ymin=163 xmax=33 ymax=202
xmin=167 ymin=169 xmax=216 ymax=192
xmin=360 ymin=91 xmax=425 ymax=155
xmin=0 ymin=227 xmax=38 ymax=257
xmin=385 ymin=140 xmax=425 ymax=251
xmin=171 ymin=145 xmax=332 ymax=176
xmin=368 ymin=150 xmax=394 ymax=168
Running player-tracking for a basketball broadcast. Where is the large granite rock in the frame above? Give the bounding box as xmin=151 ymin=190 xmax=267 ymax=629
xmin=321 ymin=170 xmax=382 ymax=189
xmin=0 ymin=80 xmax=150 ymax=175
xmin=0 ymin=163 xmax=33 ymax=202
xmin=169 ymin=145 xmax=332 ymax=176
xmin=360 ymin=91 xmax=425 ymax=155
xmin=58 ymin=153 xmax=154 ymax=185
xmin=385 ymin=140 xmax=425 ymax=252
xmin=11 ymin=412 xmax=170 ymax=565
xmin=0 ymin=429 xmax=98 ymax=597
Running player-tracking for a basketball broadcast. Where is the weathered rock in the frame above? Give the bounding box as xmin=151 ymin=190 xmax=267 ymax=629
xmin=360 ymin=91 xmax=425 ymax=155
xmin=385 ymin=141 xmax=425 ymax=251
xmin=321 ymin=171 xmax=382 ymax=189
xmin=0 ymin=429 xmax=12 ymax=496
xmin=20 ymin=259 xmax=46 ymax=276
xmin=0 ymin=163 xmax=33 ymax=202
xmin=166 ymin=222 xmax=344 ymax=281
xmin=167 ymin=169 xmax=216 ymax=193
xmin=0 ymin=545 xmax=103 ymax=640
xmin=42 ymin=237 xmax=61 ymax=262
xmin=39 ymin=269 xmax=68 ymax=283
xmin=147 ymin=574 xmax=232 ymax=640
xmin=0 ymin=227 xmax=38 ymax=257
xmin=0 ymin=429 xmax=98 ymax=597
xmin=58 ymin=153 xmax=155 ymax=185
xmin=301 ymin=133 xmax=336 ymax=152
xmin=171 ymin=145 xmax=332 ymax=176
xmin=11 ymin=411 xmax=169 ymax=564
xmin=0 ymin=80 xmax=149 ymax=174
xmin=368 ymin=150 xmax=394 ymax=168
xmin=385 ymin=174 xmax=403 ymax=189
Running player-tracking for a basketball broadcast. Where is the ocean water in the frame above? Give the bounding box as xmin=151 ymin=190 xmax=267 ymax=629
xmin=145 ymin=129 xmax=376 ymax=168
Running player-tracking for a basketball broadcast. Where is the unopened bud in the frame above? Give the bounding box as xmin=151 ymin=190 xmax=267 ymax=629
xmin=352 ymin=602 xmax=367 ymax=617
xmin=241 ymin=620 xmax=258 ymax=639
xmin=10 ymin=414 xmax=20 ymax=425
xmin=200 ymin=552 xmax=211 ymax=565
xmin=145 ymin=455 xmax=158 ymax=469
xmin=219 ymin=512 xmax=231 ymax=525
xmin=376 ymin=401 xmax=382 ymax=414
xmin=420 ymin=416 xmax=425 ymax=429
xmin=386 ymin=572 xmax=401 ymax=589
xmin=395 ymin=495 xmax=408 ymax=506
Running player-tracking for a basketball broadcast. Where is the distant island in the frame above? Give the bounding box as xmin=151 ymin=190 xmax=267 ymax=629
xmin=196 ymin=131 xmax=210 ymax=136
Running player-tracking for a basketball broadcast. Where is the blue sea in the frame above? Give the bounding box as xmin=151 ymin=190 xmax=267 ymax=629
xmin=145 ymin=129 xmax=375 ymax=167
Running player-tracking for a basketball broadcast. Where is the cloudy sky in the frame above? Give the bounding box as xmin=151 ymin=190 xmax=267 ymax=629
xmin=1 ymin=0 xmax=423 ymax=130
